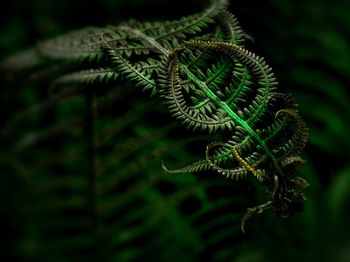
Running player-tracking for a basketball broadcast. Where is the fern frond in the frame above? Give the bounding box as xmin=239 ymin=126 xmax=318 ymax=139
xmin=52 ymin=67 xmax=119 ymax=87
xmin=158 ymin=50 xmax=235 ymax=133
xmin=184 ymin=40 xmax=278 ymax=127
xmin=162 ymin=159 xmax=210 ymax=174
xmin=213 ymin=10 xmax=245 ymax=44
xmin=105 ymin=41 xmax=153 ymax=57
xmin=206 ymin=142 xmax=249 ymax=180
xmin=275 ymin=109 xmax=309 ymax=156
xmin=102 ymin=33 xmax=158 ymax=96
xmin=125 ymin=0 xmax=228 ymax=41
xmin=38 ymin=27 xmax=127 ymax=62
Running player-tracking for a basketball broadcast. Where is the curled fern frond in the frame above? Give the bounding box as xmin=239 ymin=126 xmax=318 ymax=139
xmin=159 ymin=39 xmax=308 ymax=230
xmin=275 ymin=108 xmax=309 ymax=156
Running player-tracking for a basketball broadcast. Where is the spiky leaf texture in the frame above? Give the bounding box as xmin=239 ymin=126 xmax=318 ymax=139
xmin=1 ymin=0 xmax=311 ymax=260
xmin=158 ymin=39 xmax=309 ymax=222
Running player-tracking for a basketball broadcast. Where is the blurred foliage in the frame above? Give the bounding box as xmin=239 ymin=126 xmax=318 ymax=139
xmin=1 ymin=0 xmax=350 ymax=261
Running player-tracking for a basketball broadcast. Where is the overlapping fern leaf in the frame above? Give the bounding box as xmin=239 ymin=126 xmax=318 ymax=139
xmin=1 ymin=0 xmax=233 ymax=94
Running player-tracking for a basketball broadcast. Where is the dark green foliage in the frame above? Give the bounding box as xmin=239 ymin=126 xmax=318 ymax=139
xmin=1 ymin=0 xmax=350 ymax=261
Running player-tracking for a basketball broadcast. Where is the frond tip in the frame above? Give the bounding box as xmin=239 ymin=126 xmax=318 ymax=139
xmin=241 ymin=201 xmax=273 ymax=233
xmin=161 ymin=159 xmax=210 ymax=174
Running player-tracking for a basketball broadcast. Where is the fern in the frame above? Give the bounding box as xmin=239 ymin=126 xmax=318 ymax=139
xmin=158 ymin=39 xmax=309 ymax=229
xmin=1 ymin=0 xmax=308 ymax=232
xmin=1 ymin=0 xmax=315 ymax=260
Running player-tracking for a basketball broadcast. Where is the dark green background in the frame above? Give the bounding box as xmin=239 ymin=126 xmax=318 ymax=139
xmin=1 ymin=0 xmax=350 ymax=261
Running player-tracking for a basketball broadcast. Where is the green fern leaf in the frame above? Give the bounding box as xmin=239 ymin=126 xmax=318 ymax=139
xmin=52 ymin=67 xmax=119 ymax=88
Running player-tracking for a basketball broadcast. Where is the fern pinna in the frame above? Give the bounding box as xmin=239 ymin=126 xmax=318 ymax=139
xmin=1 ymin=0 xmax=308 ymax=232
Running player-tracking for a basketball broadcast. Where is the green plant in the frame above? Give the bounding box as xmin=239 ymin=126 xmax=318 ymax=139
xmin=1 ymin=0 xmax=312 ymax=260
